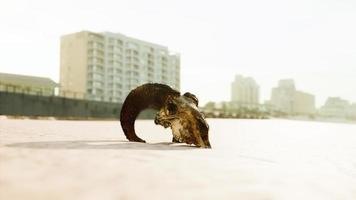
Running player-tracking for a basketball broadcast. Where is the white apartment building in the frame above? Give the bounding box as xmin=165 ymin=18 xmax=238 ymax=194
xmin=60 ymin=31 xmax=180 ymax=102
xmin=231 ymin=75 xmax=260 ymax=109
xmin=319 ymin=97 xmax=350 ymax=118
xmin=270 ymin=79 xmax=315 ymax=115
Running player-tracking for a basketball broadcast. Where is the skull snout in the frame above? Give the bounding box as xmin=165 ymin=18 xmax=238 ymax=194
xmin=154 ymin=113 xmax=171 ymax=128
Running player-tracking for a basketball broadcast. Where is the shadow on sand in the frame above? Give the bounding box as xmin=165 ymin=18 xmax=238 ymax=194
xmin=6 ymin=140 xmax=198 ymax=150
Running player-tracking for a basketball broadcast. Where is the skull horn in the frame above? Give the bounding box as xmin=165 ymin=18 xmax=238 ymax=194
xmin=120 ymin=83 xmax=180 ymax=142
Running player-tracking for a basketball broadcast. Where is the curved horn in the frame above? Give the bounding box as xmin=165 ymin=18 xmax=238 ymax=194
xmin=120 ymin=83 xmax=180 ymax=142
xmin=183 ymin=92 xmax=199 ymax=106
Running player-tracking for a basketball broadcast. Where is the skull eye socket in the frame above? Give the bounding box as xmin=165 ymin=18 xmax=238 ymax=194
xmin=167 ymin=102 xmax=177 ymax=115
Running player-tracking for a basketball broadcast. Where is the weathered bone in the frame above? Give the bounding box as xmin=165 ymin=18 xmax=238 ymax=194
xmin=120 ymin=83 xmax=211 ymax=148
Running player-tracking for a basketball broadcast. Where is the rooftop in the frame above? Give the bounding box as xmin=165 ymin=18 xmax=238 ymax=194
xmin=0 ymin=72 xmax=58 ymax=88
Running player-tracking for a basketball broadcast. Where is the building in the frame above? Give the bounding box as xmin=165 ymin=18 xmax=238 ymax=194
xmin=231 ymin=75 xmax=259 ymax=109
xmin=270 ymin=79 xmax=295 ymax=114
xmin=60 ymin=31 xmax=180 ymax=102
xmin=347 ymin=103 xmax=356 ymax=119
xmin=0 ymin=72 xmax=57 ymax=96
xmin=319 ymin=97 xmax=350 ymax=118
xmin=294 ymin=91 xmax=315 ymax=114
xmin=270 ymin=79 xmax=315 ymax=115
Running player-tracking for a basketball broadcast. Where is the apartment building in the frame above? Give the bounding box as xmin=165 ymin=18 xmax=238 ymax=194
xmin=230 ymin=75 xmax=260 ymax=109
xmin=319 ymin=97 xmax=350 ymax=118
xmin=60 ymin=31 xmax=180 ymax=102
xmin=270 ymin=79 xmax=315 ymax=115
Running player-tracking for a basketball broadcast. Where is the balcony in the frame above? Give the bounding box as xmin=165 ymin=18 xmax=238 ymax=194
xmin=87 ymin=50 xmax=104 ymax=59
xmin=87 ymin=58 xmax=104 ymax=65
xmin=133 ymin=64 xmax=140 ymax=70
xmin=87 ymin=41 xmax=104 ymax=49
xmin=114 ymin=68 xmax=122 ymax=74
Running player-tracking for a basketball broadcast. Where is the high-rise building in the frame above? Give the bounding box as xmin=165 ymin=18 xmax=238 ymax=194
xmin=60 ymin=31 xmax=180 ymax=102
xmin=230 ymin=75 xmax=259 ymax=109
xmin=270 ymin=79 xmax=315 ymax=115
xmin=270 ymin=79 xmax=296 ymax=113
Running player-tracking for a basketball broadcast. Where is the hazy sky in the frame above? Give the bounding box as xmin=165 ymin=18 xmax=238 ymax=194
xmin=1 ymin=0 xmax=356 ymax=107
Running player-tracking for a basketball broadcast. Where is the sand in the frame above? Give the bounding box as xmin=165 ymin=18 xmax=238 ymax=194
xmin=1 ymin=118 xmax=356 ymax=200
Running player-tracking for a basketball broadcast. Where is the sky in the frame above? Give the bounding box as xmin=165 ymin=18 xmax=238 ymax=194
xmin=0 ymin=0 xmax=356 ymax=107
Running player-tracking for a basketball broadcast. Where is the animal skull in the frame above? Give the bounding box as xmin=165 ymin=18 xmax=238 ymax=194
xmin=154 ymin=94 xmax=211 ymax=148
xmin=120 ymin=83 xmax=211 ymax=148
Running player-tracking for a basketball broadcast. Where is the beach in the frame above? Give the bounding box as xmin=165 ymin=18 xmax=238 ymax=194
xmin=1 ymin=118 xmax=356 ymax=200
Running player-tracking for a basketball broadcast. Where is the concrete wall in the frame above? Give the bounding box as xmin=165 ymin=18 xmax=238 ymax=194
xmin=60 ymin=31 xmax=89 ymax=99
xmin=0 ymin=91 xmax=155 ymax=119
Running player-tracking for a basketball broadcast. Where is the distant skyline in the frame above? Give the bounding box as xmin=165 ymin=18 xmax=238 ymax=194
xmin=1 ymin=0 xmax=356 ymax=107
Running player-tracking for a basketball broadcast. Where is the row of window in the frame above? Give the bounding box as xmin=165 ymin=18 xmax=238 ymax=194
xmin=108 ymin=38 xmax=123 ymax=45
xmin=87 ymin=83 xmax=179 ymax=100
xmin=107 ymin=60 xmax=123 ymax=66
xmin=107 ymin=68 xmax=123 ymax=74
xmin=88 ymin=41 xmax=104 ymax=49
xmin=88 ymin=49 xmax=104 ymax=57
xmin=89 ymin=41 xmax=172 ymax=57
xmin=107 ymin=46 xmax=123 ymax=53
xmin=108 ymin=53 xmax=123 ymax=58
xmin=88 ymin=66 xmax=179 ymax=75
xmin=87 ymin=80 xmax=123 ymax=88
xmin=88 ymin=57 xmax=104 ymax=64
xmin=88 ymin=51 xmax=174 ymax=63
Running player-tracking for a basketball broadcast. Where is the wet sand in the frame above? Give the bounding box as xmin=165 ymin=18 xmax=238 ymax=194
xmin=1 ymin=118 xmax=356 ymax=200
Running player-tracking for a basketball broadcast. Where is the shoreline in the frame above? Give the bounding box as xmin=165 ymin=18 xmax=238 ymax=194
xmin=1 ymin=115 xmax=355 ymax=125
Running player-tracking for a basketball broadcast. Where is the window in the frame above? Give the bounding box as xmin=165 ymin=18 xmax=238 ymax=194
xmin=114 ymin=61 xmax=122 ymax=66
xmin=115 ymin=83 xmax=122 ymax=88
xmin=127 ymin=42 xmax=138 ymax=49
xmin=116 ymin=40 xmax=123 ymax=45
xmin=108 ymin=45 xmax=114 ymax=50
xmin=107 ymin=67 xmax=113 ymax=73
xmin=114 ymin=54 xmax=122 ymax=60
xmin=93 ymin=81 xmax=103 ymax=88
xmin=93 ymin=74 xmax=103 ymax=80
